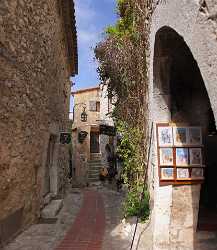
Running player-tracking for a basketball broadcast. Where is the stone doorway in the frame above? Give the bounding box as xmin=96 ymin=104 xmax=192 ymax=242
xmin=43 ymin=135 xmax=57 ymax=197
xmin=153 ymin=26 xmax=217 ymax=248
xmin=198 ymin=109 xmax=217 ymax=231
xmin=90 ymin=131 xmax=100 ymax=154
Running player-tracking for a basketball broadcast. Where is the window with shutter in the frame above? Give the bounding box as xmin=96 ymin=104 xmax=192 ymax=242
xmin=89 ymin=101 xmax=96 ymax=111
xmin=96 ymin=101 xmax=100 ymax=112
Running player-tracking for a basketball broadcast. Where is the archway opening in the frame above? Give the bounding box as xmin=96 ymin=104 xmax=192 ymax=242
xmin=153 ymin=26 xmax=217 ymax=231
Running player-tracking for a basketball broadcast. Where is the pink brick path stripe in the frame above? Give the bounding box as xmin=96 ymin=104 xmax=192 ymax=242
xmin=56 ymin=190 xmax=105 ymax=250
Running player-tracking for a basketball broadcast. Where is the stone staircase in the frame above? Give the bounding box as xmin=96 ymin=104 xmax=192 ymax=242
xmin=88 ymin=159 xmax=103 ymax=183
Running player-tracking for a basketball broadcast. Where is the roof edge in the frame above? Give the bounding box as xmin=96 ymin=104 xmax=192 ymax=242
xmin=72 ymin=86 xmax=100 ymax=95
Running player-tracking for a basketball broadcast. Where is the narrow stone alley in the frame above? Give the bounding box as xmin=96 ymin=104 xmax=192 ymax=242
xmin=3 ymin=183 xmax=152 ymax=250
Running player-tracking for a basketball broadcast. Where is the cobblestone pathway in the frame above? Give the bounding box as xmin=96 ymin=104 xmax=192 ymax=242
xmin=100 ymin=187 xmax=131 ymax=250
xmin=4 ymin=185 xmax=152 ymax=250
xmin=56 ymin=190 xmax=105 ymax=250
xmin=4 ymin=189 xmax=83 ymax=250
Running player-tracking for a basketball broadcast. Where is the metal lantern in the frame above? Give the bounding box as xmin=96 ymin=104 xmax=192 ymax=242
xmin=80 ymin=107 xmax=88 ymax=122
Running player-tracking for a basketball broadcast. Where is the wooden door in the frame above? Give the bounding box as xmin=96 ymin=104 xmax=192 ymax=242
xmin=90 ymin=132 xmax=100 ymax=153
xmin=43 ymin=135 xmax=55 ymax=196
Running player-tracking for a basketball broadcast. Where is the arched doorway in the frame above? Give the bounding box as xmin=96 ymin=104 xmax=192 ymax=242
xmin=153 ymin=26 xmax=217 ymax=247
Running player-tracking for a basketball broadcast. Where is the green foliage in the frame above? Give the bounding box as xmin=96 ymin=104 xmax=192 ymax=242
xmin=124 ymin=184 xmax=150 ymax=222
xmin=116 ymin=120 xmax=150 ymax=221
xmin=95 ymin=0 xmax=154 ymax=221
xmin=105 ymin=0 xmax=134 ymax=37
xmin=116 ymin=121 xmax=144 ymax=186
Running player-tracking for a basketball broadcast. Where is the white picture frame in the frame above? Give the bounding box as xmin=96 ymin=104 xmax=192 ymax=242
xmin=159 ymin=148 xmax=173 ymax=166
xmin=158 ymin=126 xmax=173 ymax=147
xmin=189 ymin=148 xmax=202 ymax=166
xmin=176 ymin=148 xmax=189 ymax=166
xmin=191 ymin=168 xmax=204 ymax=179
xmin=161 ymin=168 xmax=174 ymax=180
xmin=173 ymin=127 xmax=188 ymax=146
xmin=188 ymin=127 xmax=202 ymax=145
xmin=177 ymin=168 xmax=190 ymax=179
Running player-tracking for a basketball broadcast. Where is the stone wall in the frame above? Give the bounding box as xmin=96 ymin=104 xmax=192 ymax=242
xmin=148 ymin=0 xmax=217 ymax=249
xmin=0 ymin=0 xmax=77 ymax=241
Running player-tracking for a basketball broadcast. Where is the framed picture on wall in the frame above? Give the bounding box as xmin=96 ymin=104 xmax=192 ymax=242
xmin=161 ymin=168 xmax=174 ymax=180
xmin=177 ymin=168 xmax=190 ymax=179
xmin=176 ymin=148 xmax=189 ymax=166
xmin=189 ymin=148 xmax=202 ymax=166
xmin=173 ymin=127 xmax=188 ymax=146
xmin=191 ymin=168 xmax=204 ymax=179
xmin=159 ymin=148 xmax=173 ymax=166
xmin=189 ymin=127 xmax=202 ymax=145
xmin=158 ymin=126 xmax=173 ymax=147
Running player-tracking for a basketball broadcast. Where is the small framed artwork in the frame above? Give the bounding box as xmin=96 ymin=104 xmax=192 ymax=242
xmin=189 ymin=148 xmax=202 ymax=166
xmin=177 ymin=168 xmax=190 ymax=179
xmin=176 ymin=148 xmax=189 ymax=166
xmin=159 ymin=148 xmax=173 ymax=166
xmin=161 ymin=168 xmax=174 ymax=180
xmin=158 ymin=126 xmax=173 ymax=147
xmin=191 ymin=168 xmax=204 ymax=179
xmin=189 ymin=127 xmax=202 ymax=145
xmin=173 ymin=127 xmax=188 ymax=146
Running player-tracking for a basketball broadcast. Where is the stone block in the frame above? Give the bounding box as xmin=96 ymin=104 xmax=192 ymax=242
xmin=41 ymin=200 xmax=63 ymax=219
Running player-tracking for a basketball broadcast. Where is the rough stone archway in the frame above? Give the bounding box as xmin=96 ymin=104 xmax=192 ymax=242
xmin=149 ymin=25 xmax=217 ymax=250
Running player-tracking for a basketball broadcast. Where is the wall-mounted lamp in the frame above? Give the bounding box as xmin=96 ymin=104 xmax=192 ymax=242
xmin=72 ymin=102 xmax=88 ymax=124
xmin=81 ymin=107 xmax=88 ymax=122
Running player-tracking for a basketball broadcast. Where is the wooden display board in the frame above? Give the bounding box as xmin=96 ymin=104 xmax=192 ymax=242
xmin=157 ymin=123 xmax=205 ymax=186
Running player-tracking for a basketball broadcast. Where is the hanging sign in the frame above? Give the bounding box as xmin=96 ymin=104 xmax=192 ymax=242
xmin=100 ymin=125 xmax=116 ymax=136
xmin=60 ymin=132 xmax=71 ymax=144
xmin=78 ymin=131 xmax=88 ymax=143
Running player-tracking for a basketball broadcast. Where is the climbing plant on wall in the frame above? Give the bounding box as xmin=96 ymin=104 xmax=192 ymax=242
xmin=95 ymin=0 xmax=154 ymax=221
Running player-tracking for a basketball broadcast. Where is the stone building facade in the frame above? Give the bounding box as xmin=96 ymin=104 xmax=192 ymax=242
xmin=72 ymin=86 xmax=101 ymax=183
xmin=0 ymin=0 xmax=77 ymax=244
xmin=146 ymin=0 xmax=217 ymax=249
xmin=72 ymin=84 xmax=116 ymax=184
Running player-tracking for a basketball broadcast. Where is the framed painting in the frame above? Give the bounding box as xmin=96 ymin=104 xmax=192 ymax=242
xmin=177 ymin=168 xmax=190 ymax=179
xmin=159 ymin=148 xmax=173 ymax=166
xmin=189 ymin=127 xmax=202 ymax=145
xmin=161 ymin=168 xmax=174 ymax=180
xmin=158 ymin=126 xmax=173 ymax=147
xmin=176 ymin=148 xmax=189 ymax=166
xmin=191 ymin=168 xmax=204 ymax=179
xmin=189 ymin=148 xmax=202 ymax=166
xmin=173 ymin=127 xmax=188 ymax=146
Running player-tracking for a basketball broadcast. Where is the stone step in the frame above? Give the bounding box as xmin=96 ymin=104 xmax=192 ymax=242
xmin=88 ymin=161 xmax=102 ymax=165
xmin=89 ymin=166 xmax=101 ymax=171
xmin=90 ymin=154 xmax=101 ymax=160
xmin=41 ymin=199 xmax=63 ymax=219
xmin=88 ymin=181 xmax=102 ymax=187
xmin=88 ymin=177 xmax=100 ymax=182
xmin=88 ymin=173 xmax=100 ymax=179
xmin=89 ymin=165 xmax=101 ymax=169
xmin=88 ymin=168 xmax=101 ymax=173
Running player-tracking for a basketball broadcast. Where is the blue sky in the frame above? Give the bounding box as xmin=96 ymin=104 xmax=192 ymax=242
xmin=72 ymin=0 xmax=117 ymax=91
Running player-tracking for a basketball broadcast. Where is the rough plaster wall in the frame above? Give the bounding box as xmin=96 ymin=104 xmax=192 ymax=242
xmin=0 ymin=0 xmax=72 ymax=228
xmin=100 ymin=84 xmax=114 ymax=166
xmin=73 ymin=89 xmax=100 ymax=127
xmin=148 ymin=0 xmax=217 ymax=249
xmin=170 ymin=185 xmax=201 ymax=250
